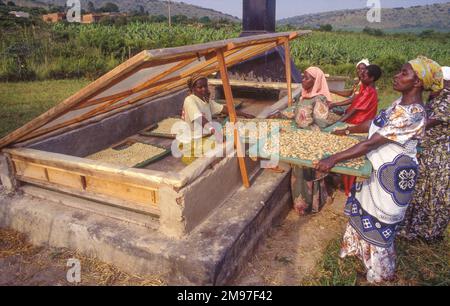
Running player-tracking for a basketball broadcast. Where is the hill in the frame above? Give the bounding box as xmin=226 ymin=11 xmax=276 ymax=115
xmin=279 ymin=2 xmax=450 ymax=32
xmin=22 ymin=0 xmax=239 ymax=21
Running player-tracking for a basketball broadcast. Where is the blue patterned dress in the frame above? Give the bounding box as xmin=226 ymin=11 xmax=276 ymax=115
xmin=340 ymin=99 xmax=426 ymax=283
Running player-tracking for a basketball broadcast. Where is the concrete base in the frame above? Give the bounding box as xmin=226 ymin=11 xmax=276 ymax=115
xmin=0 ymin=166 xmax=292 ymax=285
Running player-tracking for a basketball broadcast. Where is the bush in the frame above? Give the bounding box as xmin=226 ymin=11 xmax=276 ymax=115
xmin=319 ymin=24 xmax=333 ymax=32
xmin=375 ymin=55 xmax=406 ymax=76
xmin=0 ymin=58 xmax=36 ymax=81
xmin=362 ymin=27 xmax=384 ymax=36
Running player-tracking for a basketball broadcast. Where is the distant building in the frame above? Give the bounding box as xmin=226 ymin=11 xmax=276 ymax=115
xmin=41 ymin=12 xmax=126 ymax=24
xmin=82 ymin=13 xmax=126 ymax=24
xmin=42 ymin=13 xmax=66 ymax=23
xmin=9 ymin=11 xmax=31 ymax=18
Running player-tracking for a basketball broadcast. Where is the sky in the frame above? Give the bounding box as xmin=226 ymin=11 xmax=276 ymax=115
xmin=172 ymin=0 xmax=450 ymax=19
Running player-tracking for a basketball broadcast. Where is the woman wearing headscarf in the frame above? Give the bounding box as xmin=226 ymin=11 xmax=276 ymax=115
xmin=401 ymin=66 xmax=449 ymax=243
xmin=180 ymin=74 xmax=253 ymax=164
xmin=289 ymin=67 xmax=335 ymax=215
xmin=294 ymin=67 xmax=337 ymax=129
xmin=315 ymin=56 xmax=442 ymax=283
xmin=330 ymin=59 xmax=370 ymax=104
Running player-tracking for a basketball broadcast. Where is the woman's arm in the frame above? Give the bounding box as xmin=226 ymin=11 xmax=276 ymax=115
xmin=426 ymin=118 xmax=443 ymax=129
xmin=330 ymin=89 xmax=354 ymax=97
xmin=329 ymin=96 xmax=354 ymax=109
xmin=314 ymin=133 xmax=391 ymax=173
xmin=332 ymin=119 xmax=372 ymax=136
xmin=337 ymin=109 xmax=357 ymax=124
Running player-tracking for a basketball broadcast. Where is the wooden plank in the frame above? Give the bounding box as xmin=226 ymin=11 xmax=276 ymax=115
xmin=143 ymin=31 xmax=308 ymax=64
xmin=85 ymin=176 xmax=158 ymax=209
xmin=73 ymin=90 xmax=134 ymax=111
xmin=0 ymin=51 xmax=149 ymax=149
xmin=216 ymin=48 xmax=250 ymax=189
xmin=17 ymin=176 xmax=161 ymax=216
xmin=207 ymin=79 xmax=301 ymax=90
xmin=5 ymin=148 xmax=183 ymax=188
xmin=132 ymin=57 xmax=200 ymax=93
xmin=12 ymin=157 xmax=160 ymax=207
xmin=46 ymin=168 xmax=84 ymax=190
xmin=21 ymin=185 xmax=160 ymax=228
xmin=284 ymin=39 xmax=293 ymax=107
xmin=13 ymin=159 xmax=48 ymax=182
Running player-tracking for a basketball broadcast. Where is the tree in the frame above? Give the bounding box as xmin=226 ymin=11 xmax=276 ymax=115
xmin=150 ymin=14 xmax=167 ymax=23
xmin=100 ymin=2 xmax=119 ymax=13
xmin=7 ymin=1 xmax=15 ymax=6
xmin=138 ymin=5 xmax=145 ymax=16
xmin=0 ymin=1 xmax=5 ymax=6
xmin=362 ymin=27 xmax=384 ymax=36
xmin=172 ymin=14 xmax=188 ymax=24
xmin=199 ymin=16 xmax=211 ymax=24
xmin=319 ymin=24 xmax=333 ymax=32
xmin=87 ymin=1 xmax=95 ymax=13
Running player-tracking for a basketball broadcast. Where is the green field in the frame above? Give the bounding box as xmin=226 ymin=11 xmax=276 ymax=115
xmin=0 ymin=79 xmax=89 ymax=138
xmin=1 ymin=22 xmax=449 ymax=82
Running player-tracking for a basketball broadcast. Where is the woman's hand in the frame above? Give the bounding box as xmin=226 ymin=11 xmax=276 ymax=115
xmin=332 ymin=129 xmax=347 ymax=136
xmin=314 ymin=157 xmax=337 ymax=173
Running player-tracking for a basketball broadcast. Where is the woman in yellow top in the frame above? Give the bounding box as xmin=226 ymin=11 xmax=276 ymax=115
xmin=180 ymin=75 xmax=253 ymax=164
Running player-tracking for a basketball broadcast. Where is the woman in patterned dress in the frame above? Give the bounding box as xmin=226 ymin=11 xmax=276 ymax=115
xmin=315 ymin=56 xmax=443 ymax=283
xmin=401 ymin=66 xmax=449 ymax=242
xmin=288 ymin=67 xmax=335 ymax=215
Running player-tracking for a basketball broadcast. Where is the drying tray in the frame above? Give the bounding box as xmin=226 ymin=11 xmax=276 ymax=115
xmin=251 ymin=126 xmax=373 ymax=178
xmin=87 ymin=140 xmax=172 ymax=169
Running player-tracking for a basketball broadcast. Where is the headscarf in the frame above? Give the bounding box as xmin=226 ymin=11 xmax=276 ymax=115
xmin=408 ymin=56 xmax=443 ymax=93
xmin=187 ymin=74 xmax=207 ymax=91
xmin=356 ymin=59 xmax=370 ymax=68
xmin=442 ymin=66 xmax=450 ymax=81
xmin=302 ymin=67 xmax=332 ymax=101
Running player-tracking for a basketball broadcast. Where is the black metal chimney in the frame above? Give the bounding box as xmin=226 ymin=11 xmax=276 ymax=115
xmin=215 ymin=0 xmax=302 ymax=100
xmin=242 ymin=0 xmax=276 ymax=36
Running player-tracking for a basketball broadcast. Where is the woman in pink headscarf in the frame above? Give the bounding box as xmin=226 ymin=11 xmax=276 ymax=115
xmin=294 ymin=67 xmax=338 ymax=130
xmin=289 ymin=67 xmax=336 ymax=215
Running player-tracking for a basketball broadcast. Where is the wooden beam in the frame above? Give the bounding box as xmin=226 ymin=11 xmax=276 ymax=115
xmin=133 ymin=57 xmax=199 ymax=93
xmin=283 ymin=39 xmax=293 ymax=107
xmin=17 ymin=176 xmax=161 ymax=216
xmin=4 ymin=148 xmax=183 ymax=188
xmin=207 ymin=79 xmax=301 ymax=90
xmin=216 ymin=48 xmax=250 ymax=189
xmin=73 ymin=90 xmax=134 ymax=111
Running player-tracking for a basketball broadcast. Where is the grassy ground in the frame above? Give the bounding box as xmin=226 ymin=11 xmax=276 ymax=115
xmin=302 ymin=233 xmax=449 ymax=286
xmin=0 ymin=79 xmax=89 ymax=139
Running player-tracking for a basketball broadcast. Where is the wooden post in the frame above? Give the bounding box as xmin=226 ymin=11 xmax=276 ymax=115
xmin=216 ymin=49 xmax=250 ymax=188
xmin=284 ymin=39 xmax=293 ymax=107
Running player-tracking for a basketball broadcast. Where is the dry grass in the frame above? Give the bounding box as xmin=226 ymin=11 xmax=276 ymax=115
xmin=0 ymin=228 xmax=165 ymax=286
